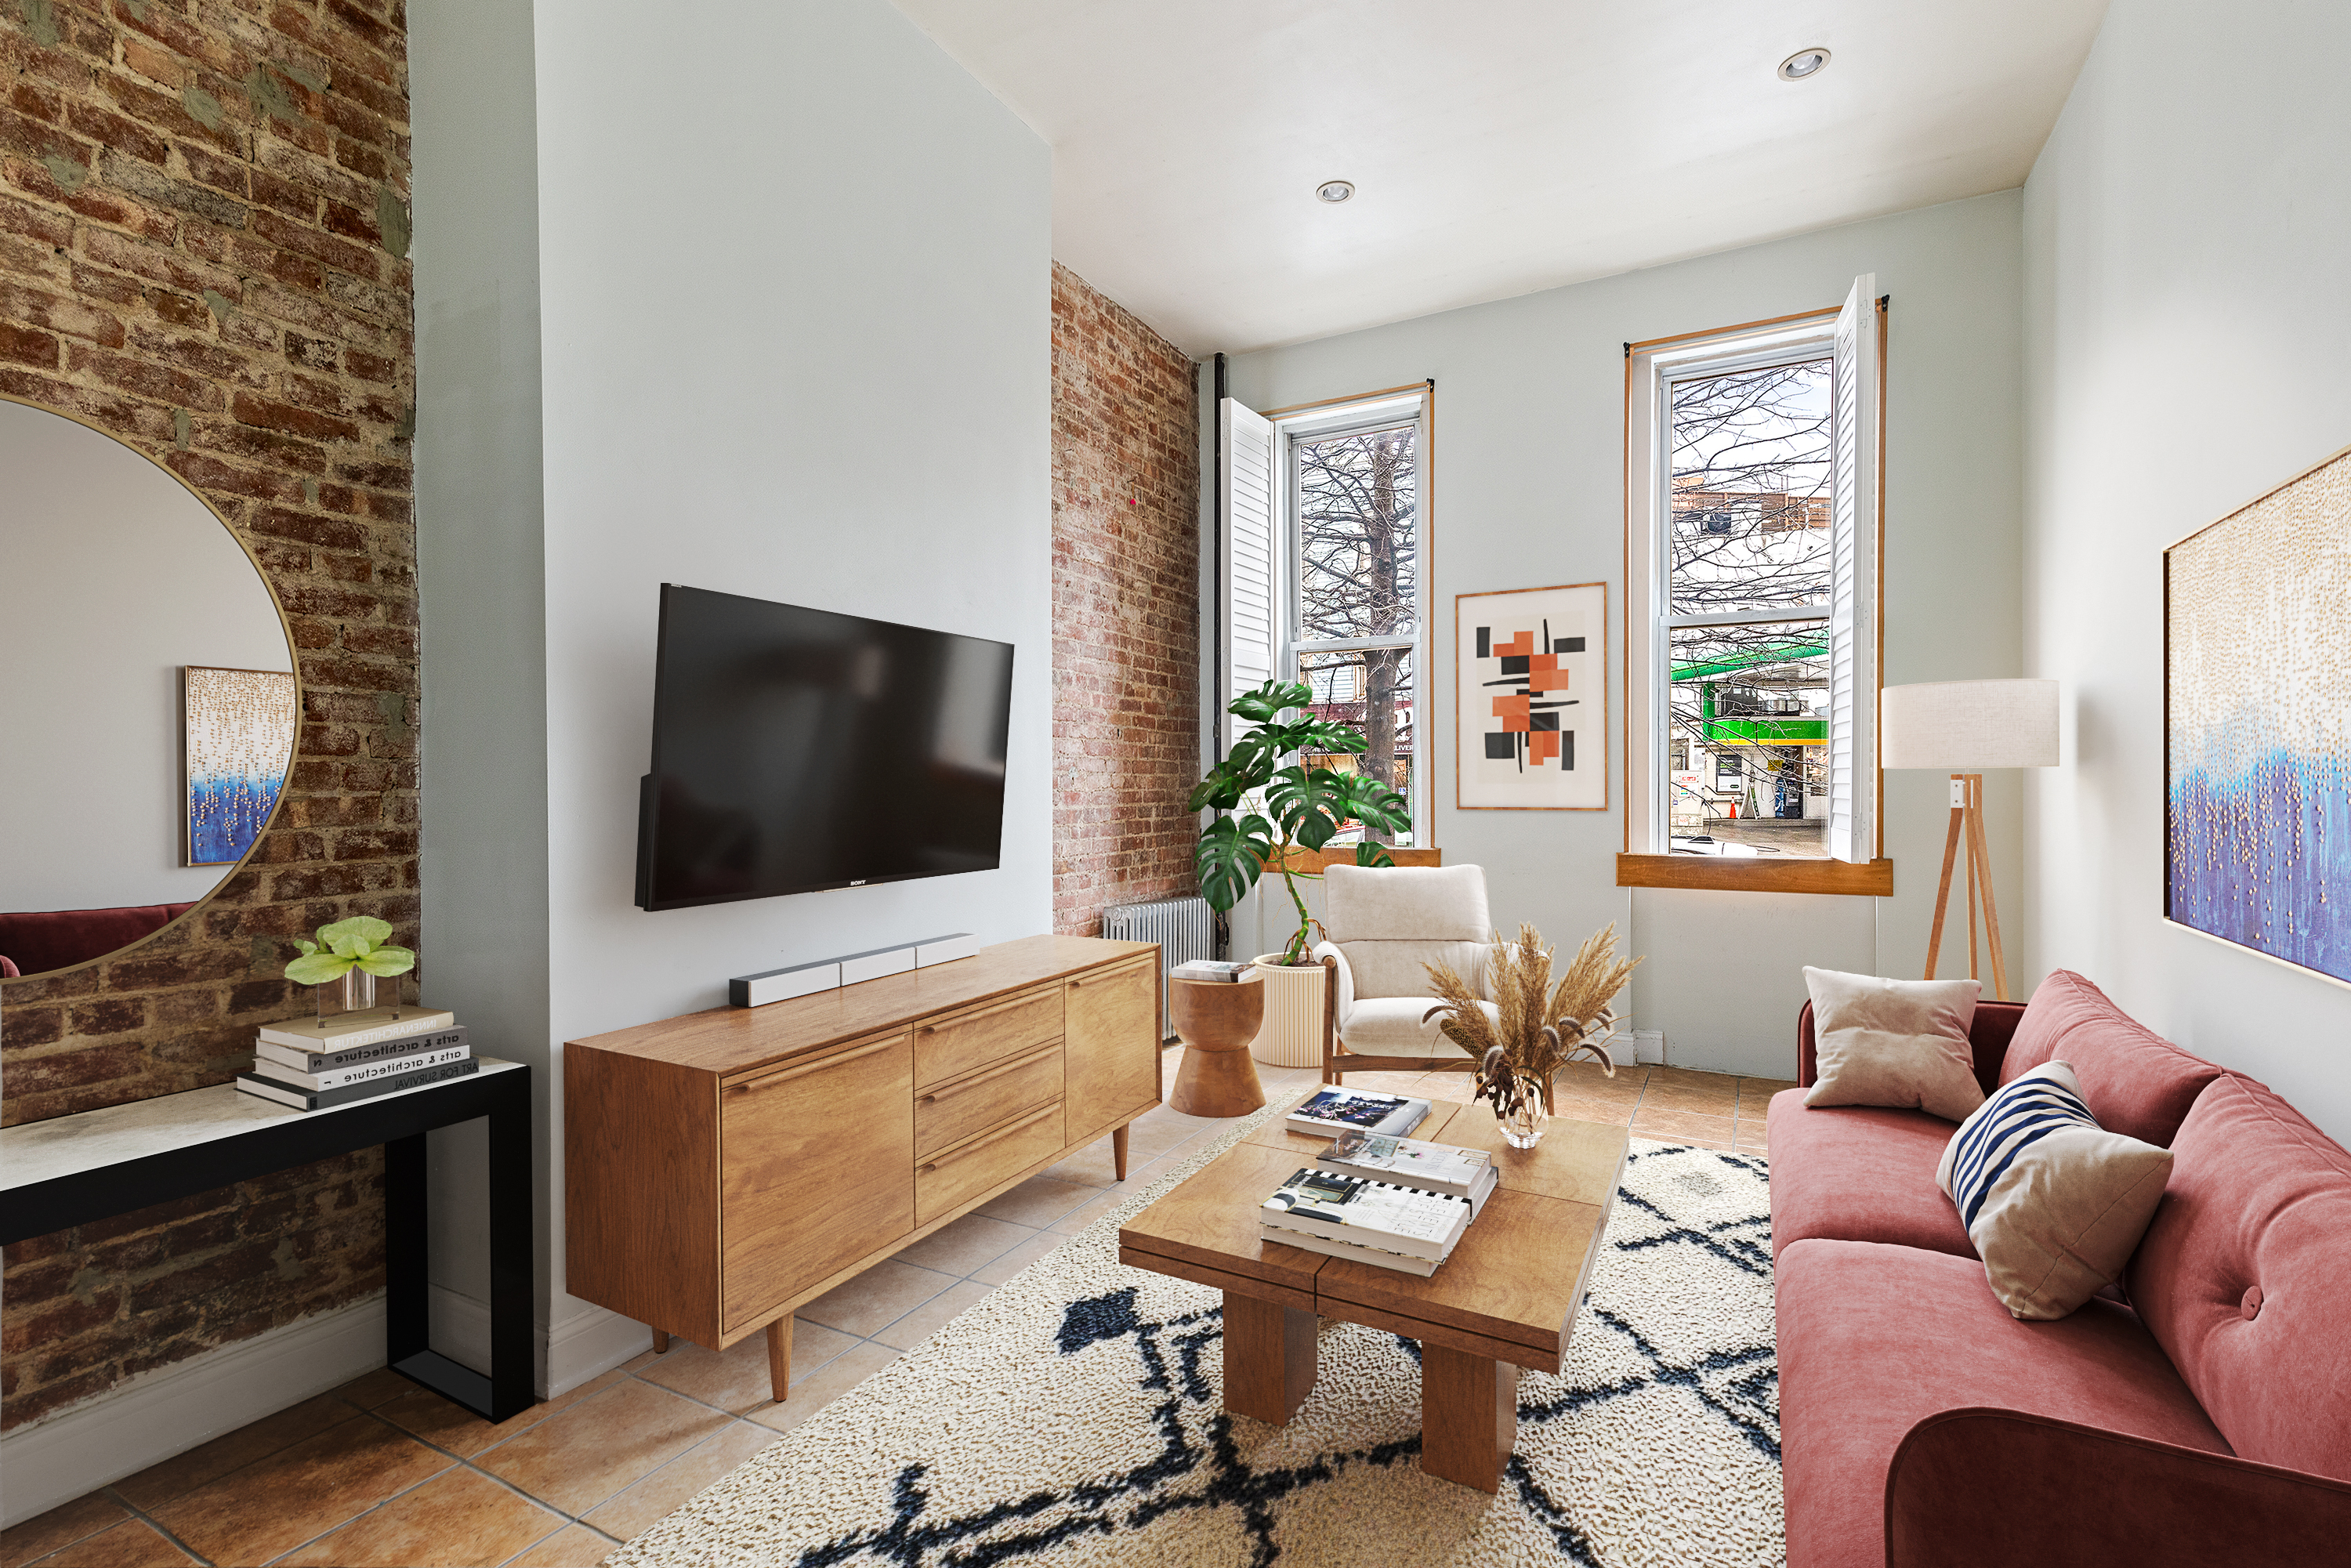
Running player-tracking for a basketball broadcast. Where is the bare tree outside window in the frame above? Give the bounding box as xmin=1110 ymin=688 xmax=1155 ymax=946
xmin=1294 ymin=422 xmax=1419 ymax=846
xmin=1665 ymin=359 xmax=1834 ymax=857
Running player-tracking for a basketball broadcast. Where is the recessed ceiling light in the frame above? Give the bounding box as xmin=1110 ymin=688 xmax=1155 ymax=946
xmin=1316 ymin=180 xmax=1355 ymax=204
xmin=1778 ymin=49 xmax=1830 ymax=81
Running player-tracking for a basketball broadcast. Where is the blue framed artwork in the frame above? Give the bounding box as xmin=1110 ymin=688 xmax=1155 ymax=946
xmin=183 ymin=665 xmax=296 ymax=867
xmin=2164 ymin=444 xmax=2351 ymax=986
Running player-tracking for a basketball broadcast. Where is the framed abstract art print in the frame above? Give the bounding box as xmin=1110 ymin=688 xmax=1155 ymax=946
xmin=1454 ymin=581 xmax=1608 ymax=810
xmin=2164 ymin=443 xmax=2351 ymax=986
xmin=183 ymin=664 xmax=298 ymax=867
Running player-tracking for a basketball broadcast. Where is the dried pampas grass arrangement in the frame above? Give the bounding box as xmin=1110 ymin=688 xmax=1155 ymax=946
xmin=1423 ymin=923 xmax=1643 ymax=1112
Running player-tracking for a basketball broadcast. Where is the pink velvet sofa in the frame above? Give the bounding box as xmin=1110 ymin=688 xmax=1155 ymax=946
xmin=1768 ymin=969 xmax=2351 ymax=1566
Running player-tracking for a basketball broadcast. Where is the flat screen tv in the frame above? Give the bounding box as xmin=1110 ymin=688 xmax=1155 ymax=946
xmin=636 ymin=585 xmax=1014 ymax=911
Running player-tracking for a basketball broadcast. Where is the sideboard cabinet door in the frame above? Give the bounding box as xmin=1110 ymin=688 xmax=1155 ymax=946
xmin=720 ymin=1031 xmax=914 ymax=1331
xmin=1062 ymin=961 xmax=1159 ymax=1146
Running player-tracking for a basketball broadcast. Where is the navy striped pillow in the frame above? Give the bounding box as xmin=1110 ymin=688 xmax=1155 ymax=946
xmin=1942 ymin=1066 xmax=2098 ymax=1229
xmin=1936 ymin=1059 xmax=2175 ymax=1318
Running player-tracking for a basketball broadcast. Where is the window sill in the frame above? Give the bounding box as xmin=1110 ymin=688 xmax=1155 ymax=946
xmin=1616 ymin=853 xmax=1893 ymax=896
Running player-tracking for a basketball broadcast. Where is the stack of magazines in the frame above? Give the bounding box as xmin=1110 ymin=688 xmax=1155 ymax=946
xmin=1169 ymin=959 xmax=1255 ymax=983
xmin=1260 ymin=1167 xmax=1472 ymax=1277
xmin=237 ymin=1006 xmax=475 ymax=1111
xmin=1258 ymin=1128 xmax=1498 ymax=1276
xmin=1284 ymin=1086 xmax=1431 ymax=1139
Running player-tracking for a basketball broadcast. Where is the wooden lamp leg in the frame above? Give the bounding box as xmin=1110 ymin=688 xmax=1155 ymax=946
xmin=1962 ymin=774 xmax=2009 ymax=1001
xmin=766 ymin=1316 xmax=791 ymax=1403
xmin=1964 ymin=783 xmax=1982 ymax=983
xmin=1925 ymin=777 xmax=1965 ymax=980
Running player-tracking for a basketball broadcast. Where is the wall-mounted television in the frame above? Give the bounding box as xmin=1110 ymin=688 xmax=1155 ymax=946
xmin=635 ymin=585 xmax=1014 ymax=911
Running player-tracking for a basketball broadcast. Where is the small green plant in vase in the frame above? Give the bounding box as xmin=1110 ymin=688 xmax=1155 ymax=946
xmin=1190 ymin=678 xmax=1411 ymax=965
xmin=285 ymin=915 xmax=416 ymax=1019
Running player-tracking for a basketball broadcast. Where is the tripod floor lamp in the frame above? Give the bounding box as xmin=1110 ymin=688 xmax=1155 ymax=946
xmin=1880 ymin=679 xmax=2059 ymax=1001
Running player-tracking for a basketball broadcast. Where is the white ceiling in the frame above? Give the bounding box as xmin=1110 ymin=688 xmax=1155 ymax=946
xmin=890 ymin=1 xmax=2108 ymax=356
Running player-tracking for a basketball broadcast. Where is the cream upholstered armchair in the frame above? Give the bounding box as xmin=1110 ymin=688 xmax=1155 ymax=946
xmin=1311 ymin=862 xmax=1500 ymax=1087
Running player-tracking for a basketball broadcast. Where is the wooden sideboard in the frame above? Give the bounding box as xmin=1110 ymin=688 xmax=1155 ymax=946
xmin=564 ymin=934 xmax=1161 ymax=1399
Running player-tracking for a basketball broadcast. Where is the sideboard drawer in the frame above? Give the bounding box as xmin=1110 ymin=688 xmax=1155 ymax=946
xmin=915 ymin=1099 xmax=1063 ymax=1225
xmin=915 ymin=987 xmax=1063 ymax=1088
xmin=916 ymin=1041 xmax=1062 ymax=1159
xmin=721 ymin=1030 xmax=915 ymax=1331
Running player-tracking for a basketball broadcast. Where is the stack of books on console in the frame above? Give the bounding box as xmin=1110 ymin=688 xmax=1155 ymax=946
xmin=236 ymin=1006 xmax=476 ymax=1111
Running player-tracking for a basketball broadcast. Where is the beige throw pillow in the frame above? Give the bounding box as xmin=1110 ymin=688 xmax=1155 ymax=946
xmin=1802 ymin=967 xmax=1985 ymax=1122
xmin=1936 ymin=1060 xmax=2173 ymax=1320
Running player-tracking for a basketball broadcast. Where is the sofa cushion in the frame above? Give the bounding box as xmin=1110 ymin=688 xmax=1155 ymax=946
xmin=1801 ymin=968 xmax=1983 ymax=1121
xmin=1778 ymin=1238 xmax=2230 ymax=1568
xmin=0 ymin=901 xmax=196 ymax=976
xmin=1764 ymin=1088 xmax=1974 ymax=1261
xmin=1336 ymin=994 xmax=1487 ymax=1057
xmin=1799 ymin=997 xmax=2026 ymax=1096
xmin=2000 ymin=970 xmax=2222 ymax=1146
xmin=1938 ymin=1062 xmax=2172 ymax=1320
xmin=2125 ymin=1073 xmax=2351 ymax=1483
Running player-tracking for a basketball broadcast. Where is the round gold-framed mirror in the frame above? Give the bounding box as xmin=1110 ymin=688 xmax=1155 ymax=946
xmin=0 ymin=393 xmax=302 ymax=980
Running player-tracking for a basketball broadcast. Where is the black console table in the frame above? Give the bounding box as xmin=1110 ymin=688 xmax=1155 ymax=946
xmin=0 ymin=1059 xmax=535 ymax=1422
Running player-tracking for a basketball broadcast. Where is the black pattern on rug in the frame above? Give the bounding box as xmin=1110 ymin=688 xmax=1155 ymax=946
xmin=766 ymin=1144 xmax=1780 ymax=1568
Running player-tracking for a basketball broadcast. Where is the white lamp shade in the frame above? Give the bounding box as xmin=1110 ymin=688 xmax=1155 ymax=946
xmin=1880 ymin=679 xmax=2059 ymax=770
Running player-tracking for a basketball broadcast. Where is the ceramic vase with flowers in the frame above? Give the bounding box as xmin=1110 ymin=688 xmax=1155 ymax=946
xmin=1422 ymin=922 xmax=1642 ymax=1148
xmin=285 ymin=915 xmax=417 ymax=1020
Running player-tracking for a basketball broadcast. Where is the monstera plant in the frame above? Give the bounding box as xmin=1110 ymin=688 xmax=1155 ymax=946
xmin=284 ymin=915 xmax=416 ymax=987
xmin=1190 ymin=679 xmax=1411 ymax=965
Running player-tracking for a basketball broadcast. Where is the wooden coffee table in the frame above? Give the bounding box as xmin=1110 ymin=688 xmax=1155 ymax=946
xmin=1118 ymin=1092 xmax=1628 ymax=1492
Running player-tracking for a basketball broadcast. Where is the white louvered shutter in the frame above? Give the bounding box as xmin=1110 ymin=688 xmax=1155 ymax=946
xmin=1826 ymin=275 xmax=1880 ymax=864
xmin=1219 ymin=397 xmax=1277 ymax=755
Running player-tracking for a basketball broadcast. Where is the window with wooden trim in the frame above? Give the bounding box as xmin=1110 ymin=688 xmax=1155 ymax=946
xmin=1218 ymin=386 xmax=1432 ymax=847
xmin=1619 ymin=281 xmax=1888 ymax=894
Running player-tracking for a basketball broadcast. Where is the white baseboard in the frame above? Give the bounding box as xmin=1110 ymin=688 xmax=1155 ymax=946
xmin=429 ymin=1285 xmax=649 ymax=1396
xmin=1 ymin=1291 xmax=654 ymax=1529
xmin=545 ymin=1302 xmax=652 ymax=1396
xmin=0 ymin=1295 xmax=388 ymax=1529
xmin=429 ymin=1282 xmax=493 ymax=1376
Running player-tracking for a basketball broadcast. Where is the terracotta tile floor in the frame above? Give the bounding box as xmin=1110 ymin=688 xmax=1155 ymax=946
xmin=2 ymin=1048 xmax=1773 ymax=1567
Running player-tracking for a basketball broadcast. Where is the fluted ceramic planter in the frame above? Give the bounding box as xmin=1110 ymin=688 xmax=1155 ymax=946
xmin=1246 ymin=953 xmax=1329 ymax=1069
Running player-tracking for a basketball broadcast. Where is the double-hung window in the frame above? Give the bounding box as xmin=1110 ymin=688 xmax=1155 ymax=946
xmin=1217 ymin=386 xmax=1431 ymax=846
xmin=1620 ymin=280 xmax=1887 ymax=892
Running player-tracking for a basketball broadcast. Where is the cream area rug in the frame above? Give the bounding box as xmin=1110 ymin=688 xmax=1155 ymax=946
xmin=612 ymin=1102 xmax=1780 ymax=1568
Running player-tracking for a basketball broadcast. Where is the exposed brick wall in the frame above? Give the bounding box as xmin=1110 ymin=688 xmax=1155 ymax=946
xmin=1051 ymin=263 xmax=1199 ymax=937
xmin=1 ymin=0 xmax=413 ymax=1429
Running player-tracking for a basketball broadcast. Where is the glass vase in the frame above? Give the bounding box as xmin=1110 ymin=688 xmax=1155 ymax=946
xmin=316 ymin=969 xmax=379 ymax=1021
xmin=1494 ymin=1073 xmax=1551 ymax=1149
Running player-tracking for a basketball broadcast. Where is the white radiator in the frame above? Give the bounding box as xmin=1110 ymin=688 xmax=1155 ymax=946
xmin=1102 ymin=895 xmax=1214 ymax=1040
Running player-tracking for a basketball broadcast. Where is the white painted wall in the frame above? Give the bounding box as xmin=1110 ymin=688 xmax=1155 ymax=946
xmin=1 ymin=402 xmax=291 ymax=914
xmin=2020 ymin=0 xmax=2351 ymax=1139
xmin=1223 ymin=193 xmax=2025 ymax=1077
xmin=418 ymin=0 xmax=1053 ymax=1383
xmin=411 ymin=0 xmax=549 ymax=1353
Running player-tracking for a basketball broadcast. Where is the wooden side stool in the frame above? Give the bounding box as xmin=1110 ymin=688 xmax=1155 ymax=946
xmin=1168 ymin=975 xmax=1268 ymax=1117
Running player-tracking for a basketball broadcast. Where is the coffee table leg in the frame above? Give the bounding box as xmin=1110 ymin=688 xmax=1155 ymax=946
xmin=1420 ymin=1342 xmax=1517 ymax=1493
xmin=1222 ymin=1291 xmax=1317 ymax=1425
